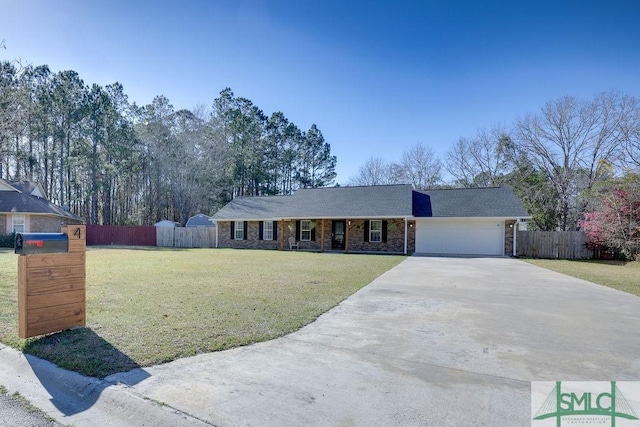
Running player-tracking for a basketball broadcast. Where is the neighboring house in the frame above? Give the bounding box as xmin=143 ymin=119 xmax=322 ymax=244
xmin=212 ymin=184 xmax=529 ymax=256
xmin=185 ymin=214 xmax=216 ymax=228
xmin=0 ymin=179 xmax=83 ymax=234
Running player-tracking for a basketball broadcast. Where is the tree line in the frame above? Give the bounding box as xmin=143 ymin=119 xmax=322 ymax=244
xmin=1 ymin=54 xmax=638 ymax=256
xmin=350 ymin=91 xmax=640 ymax=245
xmin=0 ymin=60 xmax=336 ymax=225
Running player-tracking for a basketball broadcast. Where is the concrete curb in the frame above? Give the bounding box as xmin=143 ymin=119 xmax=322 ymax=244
xmin=0 ymin=344 xmax=211 ymax=426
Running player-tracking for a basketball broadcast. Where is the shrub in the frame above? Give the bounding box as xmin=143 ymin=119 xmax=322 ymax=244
xmin=0 ymin=233 xmax=16 ymax=248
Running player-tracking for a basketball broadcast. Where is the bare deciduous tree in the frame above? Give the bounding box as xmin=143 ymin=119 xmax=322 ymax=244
xmin=620 ymin=94 xmax=640 ymax=167
xmin=514 ymin=92 xmax=626 ymax=230
xmin=349 ymin=144 xmax=442 ymax=189
xmin=348 ymin=157 xmax=401 ymax=186
xmin=469 ymin=126 xmax=512 ymax=187
xmin=445 ymin=124 xmax=512 ymax=188
xmin=399 ymin=143 xmax=442 ymax=189
xmin=445 ymin=137 xmax=477 ymax=187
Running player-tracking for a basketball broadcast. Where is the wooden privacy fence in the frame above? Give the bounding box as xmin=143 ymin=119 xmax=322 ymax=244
xmin=86 ymin=225 xmax=157 ymax=246
xmin=517 ymin=231 xmax=594 ymax=259
xmin=157 ymin=227 xmax=216 ymax=248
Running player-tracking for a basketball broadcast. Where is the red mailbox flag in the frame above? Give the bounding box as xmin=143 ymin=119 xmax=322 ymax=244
xmin=25 ymin=240 xmax=44 ymax=248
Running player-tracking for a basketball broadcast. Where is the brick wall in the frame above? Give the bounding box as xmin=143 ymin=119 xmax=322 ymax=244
xmin=30 ymin=216 xmax=82 ymax=232
xmin=281 ymin=220 xmax=322 ymax=251
xmin=218 ymin=217 xmax=513 ymax=256
xmin=1 ymin=214 xmax=82 ymax=235
xmin=217 ymin=218 xmax=414 ymax=254
xmin=319 ymin=219 xmax=331 ymax=250
xmin=407 ymin=220 xmax=416 ymax=254
xmin=504 ymin=219 xmax=516 ymax=256
xmin=217 ymin=221 xmax=281 ymax=250
xmin=347 ymin=219 xmax=412 ymax=254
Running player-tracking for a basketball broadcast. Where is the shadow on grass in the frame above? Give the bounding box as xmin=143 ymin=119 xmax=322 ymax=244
xmin=522 ymin=257 xmax=633 ymax=267
xmin=24 ymin=327 xmax=149 ymax=416
xmin=577 ymin=259 xmax=635 ymax=266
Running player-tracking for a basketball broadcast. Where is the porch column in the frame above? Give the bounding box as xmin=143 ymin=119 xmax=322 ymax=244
xmin=345 ymin=219 xmax=349 ymax=253
xmin=404 ymin=217 xmax=408 ymax=255
xmin=281 ymin=219 xmax=285 ymax=250
xmin=320 ymin=220 xmax=325 ymax=251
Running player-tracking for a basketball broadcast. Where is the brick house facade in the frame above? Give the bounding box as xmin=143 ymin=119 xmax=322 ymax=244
xmin=218 ymin=218 xmax=418 ymax=254
xmin=213 ymin=185 xmax=528 ymax=256
xmin=504 ymin=219 xmax=517 ymax=256
xmin=1 ymin=180 xmax=83 ymax=235
xmin=1 ymin=213 xmax=82 ymax=235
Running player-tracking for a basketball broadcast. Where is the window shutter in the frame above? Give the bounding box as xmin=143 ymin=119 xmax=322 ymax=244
xmin=273 ymin=221 xmax=278 ymax=241
xmin=230 ymin=221 xmax=235 ymax=240
xmin=243 ymin=221 xmax=248 ymax=240
xmin=258 ymin=221 xmax=264 ymax=240
xmin=295 ymin=220 xmax=301 ymax=241
xmin=382 ymin=220 xmax=388 ymax=243
xmin=364 ymin=220 xmax=370 ymax=243
xmin=311 ymin=221 xmax=316 ymax=241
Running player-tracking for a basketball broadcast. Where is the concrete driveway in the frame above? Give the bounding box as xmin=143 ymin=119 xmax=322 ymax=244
xmin=105 ymin=256 xmax=640 ymax=426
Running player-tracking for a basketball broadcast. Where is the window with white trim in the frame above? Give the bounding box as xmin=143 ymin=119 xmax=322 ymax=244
xmin=234 ymin=221 xmax=244 ymax=240
xmin=369 ymin=220 xmax=382 ymax=243
xmin=300 ymin=220 xmax=312 ymax=241
xmin=263 ymin=221 xmax=273 ymax=240
xmin=12 ymin=215 xmax=25 ymax=233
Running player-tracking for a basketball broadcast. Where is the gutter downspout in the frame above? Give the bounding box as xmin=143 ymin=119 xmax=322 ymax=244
xmin=404 ymin=217 xmax=408 ymax=255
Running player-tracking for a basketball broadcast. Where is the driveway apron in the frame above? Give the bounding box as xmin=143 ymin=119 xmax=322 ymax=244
xmin=109 ymin=256 xmax=640 ymax=426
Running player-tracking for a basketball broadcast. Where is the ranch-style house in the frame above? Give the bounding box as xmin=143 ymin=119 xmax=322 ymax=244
xmin=212 ymin=184 xmax=529 ymax=256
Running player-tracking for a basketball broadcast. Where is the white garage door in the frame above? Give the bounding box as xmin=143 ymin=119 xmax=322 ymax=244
xmin=415 ymin=219 xmax=504 ymax=255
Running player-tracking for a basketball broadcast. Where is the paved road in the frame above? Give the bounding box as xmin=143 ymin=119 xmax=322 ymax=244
xmin=0 ymin=389 xmax=61 ymax=427
xmin=2 ymin=256 xmax=640 ymax=426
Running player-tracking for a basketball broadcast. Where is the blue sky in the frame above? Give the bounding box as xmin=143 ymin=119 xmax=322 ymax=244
xmin=1 ymin=0 xmax=639 ymax=183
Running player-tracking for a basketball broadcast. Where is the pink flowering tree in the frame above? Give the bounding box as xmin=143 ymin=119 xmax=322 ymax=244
xmin=580 ymin=186 xmax=640 ymax=260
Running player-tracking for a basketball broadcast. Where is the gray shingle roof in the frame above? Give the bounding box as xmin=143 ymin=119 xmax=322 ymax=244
xmin=0 ymin=180 xmax=82 ymax=220
xmin=8 ymin=181 xmax=38 ymax=194
xmin=288 ymin=185 xmax=414 ymax=218
xmin=213 ymin=195 xmax=292 ymax=220
xmin=185 ymin=214 xmax=216 ymax=227
xmin=213 ymin=185 xmax=414 ymax=220
xmin=212 ymin=185 xmax=529 ymax=220
xmin=412 ymin=187 xmax=529 ymax=218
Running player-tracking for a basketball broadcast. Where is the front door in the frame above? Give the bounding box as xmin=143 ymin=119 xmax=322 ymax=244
xmin=332 ymin=220 xmax=346 ymax=250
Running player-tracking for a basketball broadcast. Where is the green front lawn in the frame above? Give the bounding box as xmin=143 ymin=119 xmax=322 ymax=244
xmin=524 ymin=259 xmax=640 ymax=296
xmin=0 ymin=248 xmax=403 ymax=378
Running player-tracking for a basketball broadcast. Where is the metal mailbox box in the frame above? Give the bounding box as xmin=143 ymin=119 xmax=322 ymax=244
xmin=15 ymin=232 xmax=69 ymax=255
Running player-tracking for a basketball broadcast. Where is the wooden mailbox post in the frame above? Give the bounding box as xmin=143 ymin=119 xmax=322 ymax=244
xmin=17 ymin=225 xmax=86 ymax=339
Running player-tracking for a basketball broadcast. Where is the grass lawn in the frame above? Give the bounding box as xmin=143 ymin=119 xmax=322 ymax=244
xmin=524 ymin=259 xmax=640 ymax=296
xmin=0 ymin=248 xmax=403 ymax=378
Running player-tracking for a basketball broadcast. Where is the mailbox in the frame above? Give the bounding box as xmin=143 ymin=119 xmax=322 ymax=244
xmin=15 ymin=232 xmax=69 ymax=255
